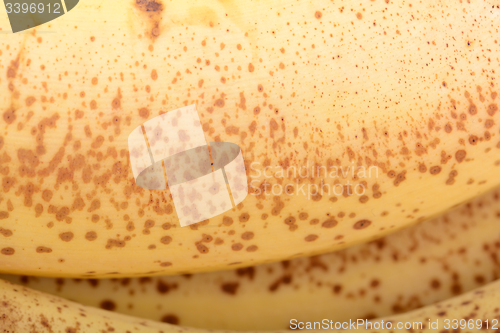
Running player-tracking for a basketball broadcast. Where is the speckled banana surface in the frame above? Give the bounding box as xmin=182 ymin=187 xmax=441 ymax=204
xmin=2 ymin=275 xmax=500 ymax=333
xmin=1 ymin=0 xmax=500 ymax=278
xmin=2 ymin=186 xmax=500 ymax=330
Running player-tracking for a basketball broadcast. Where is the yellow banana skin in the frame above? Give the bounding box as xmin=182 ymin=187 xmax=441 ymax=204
xmin=2 ymin=187 xmax=500 ymax=330
xmin=1 ymin=0 xmax=500 ymax=278
xmin=2 ymin=275 xmax=500 ymax=333
xmin=0 ymin=278 xmax=188 ymax=333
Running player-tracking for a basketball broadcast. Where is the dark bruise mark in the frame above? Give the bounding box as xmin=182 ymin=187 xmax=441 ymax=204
xmin=236 ymin=266 xmax=255 ymax=280
xmin=134 ymin=0 xmax=165 ymax=41
xmin=135 ymin=0 xmax=163 ymax=11
xmin=157 ymin=280 xmax=177 ymax=294
xmin=40 ymin=314 xmax=51 ymax=330
xmin=269 ymin=274 xmax=292 ymax=292
xmin=221 ymin=282 xmax=239 ymax=295
xmin=100 ymin=300 xmax=116 ymax=311
xmin=88 ymin=279 xmax=99 ymax=287
xmin=161 ymin=314 xmax=180 ymax=325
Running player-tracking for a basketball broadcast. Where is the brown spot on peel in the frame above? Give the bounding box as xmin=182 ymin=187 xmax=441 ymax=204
xmin=1 ymin=247 xmax=15 ymax=255
xmin=59 ymin=232 xmax=74 ymax=242
xmin=430 ymin=166 xmax=442 ymax=175
xmin=455 ymin=150 xmax=466 ymax=163
xmin=36 ymin=246 xmax=52 ymax=253
xmin=354 ymin=220 xmax=371 ymax=229
xmin=305 ymin=234 xmax=318 ymax=242
xmin=85 ymin=231 xmax=97 ymax=241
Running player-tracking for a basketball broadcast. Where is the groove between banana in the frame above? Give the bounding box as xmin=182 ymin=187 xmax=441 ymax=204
xmin=2 ymin=275 xmax=500 ymax=333
xmin=2 ymin=187 xmax=500 ymax=330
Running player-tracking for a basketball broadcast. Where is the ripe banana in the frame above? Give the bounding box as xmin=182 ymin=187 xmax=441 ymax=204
xmin=2 ymin=186 xmax=500 ymax=330
xmin=1 ymin=0 xmax=500 ymax=278
xmin=2 ymin=275 xmax=500 ymax=333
